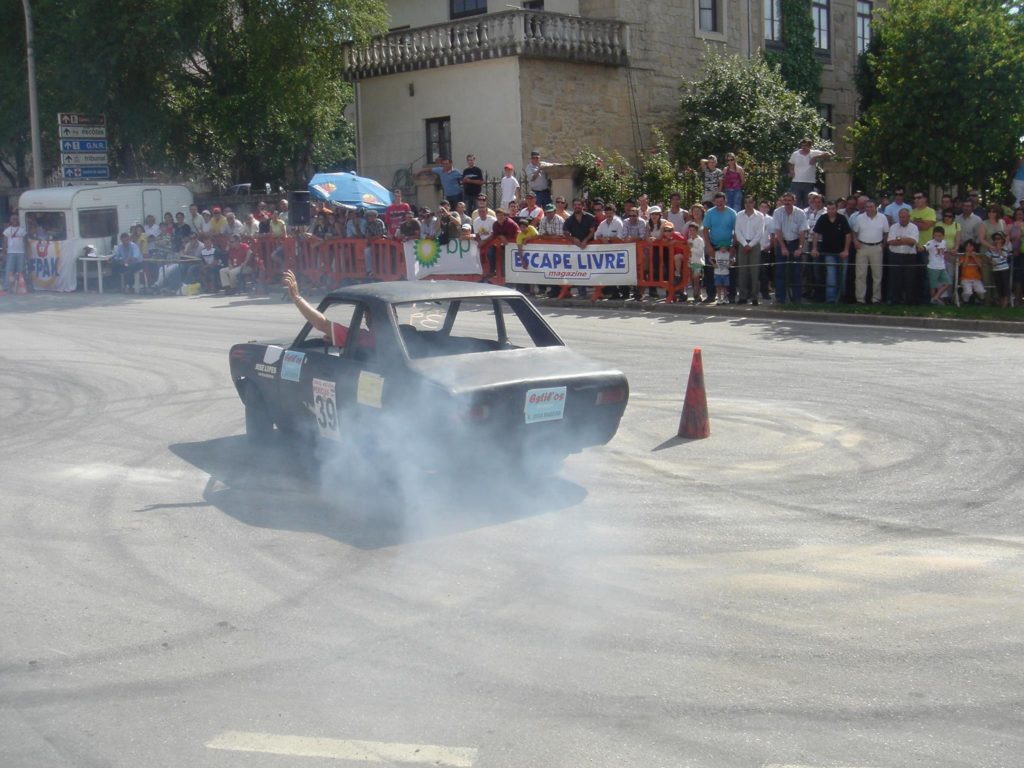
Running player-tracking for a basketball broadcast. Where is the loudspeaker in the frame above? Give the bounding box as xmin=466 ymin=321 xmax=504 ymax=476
xmin=288 ymin=190 xmax=311 ymax=226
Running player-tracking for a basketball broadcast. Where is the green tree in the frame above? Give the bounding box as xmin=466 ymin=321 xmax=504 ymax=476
xmin=571 ymin=147 xmax=641 ymax=206
xmin=850 ymin=0 xmax=1024 ymax=193
xmin=674 ymin=49 xmax=829 ymax=172
xmin=764 ymin=0 xmax=823 ymax=105
xmin=0 ymin=0 xmax=387 ymax=188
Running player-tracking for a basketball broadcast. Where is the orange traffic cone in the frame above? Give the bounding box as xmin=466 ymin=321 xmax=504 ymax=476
xmin=16 ymin=273 xmax=27 ymax=295
xmin=678 ymin=347 xmax=710 ymax=439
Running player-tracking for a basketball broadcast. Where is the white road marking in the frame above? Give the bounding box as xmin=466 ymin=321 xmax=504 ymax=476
xmin=206 ymin=731 xmax=477 ymax=766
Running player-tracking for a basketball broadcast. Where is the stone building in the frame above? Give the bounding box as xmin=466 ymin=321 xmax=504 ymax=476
xmin=342 ymin=0 xmax=879 ymax=202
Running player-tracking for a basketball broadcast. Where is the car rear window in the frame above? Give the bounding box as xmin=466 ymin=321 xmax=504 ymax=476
xmin=394 ymin=297 xmax=560 ymax=359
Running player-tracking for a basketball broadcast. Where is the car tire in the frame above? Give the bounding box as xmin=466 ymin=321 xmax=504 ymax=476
xmin=244 ymin=383 xmax=274 ymax=445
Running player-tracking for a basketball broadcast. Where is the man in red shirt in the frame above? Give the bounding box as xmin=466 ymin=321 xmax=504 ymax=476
xmin=479 ymin=208 xmax=520 ymax=277
xmin=384 ymin=188 xmax=412 ymax=239
xmin=219 ymin=234 xmax=254 ymax=294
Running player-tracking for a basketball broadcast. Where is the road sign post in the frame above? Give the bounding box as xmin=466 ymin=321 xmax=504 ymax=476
xmin=57 ymin=113 xmax=109 ymax=182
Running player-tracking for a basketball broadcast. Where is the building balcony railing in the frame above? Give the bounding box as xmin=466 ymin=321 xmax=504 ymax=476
xmin=342 ymin=10 xmax=629 ymax=79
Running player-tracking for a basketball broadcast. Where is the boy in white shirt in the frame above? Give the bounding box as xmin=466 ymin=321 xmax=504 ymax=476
xmin=713 ymin=246 xmax=735 ymax=305
xmin=923 ymin=225 xmax=951 ymax=305
xmin=499 ymin=164 xmax=520 ymax=210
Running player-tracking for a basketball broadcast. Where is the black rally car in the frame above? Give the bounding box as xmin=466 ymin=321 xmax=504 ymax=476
xmin=228 ymin=281 xmax=628 ymax=472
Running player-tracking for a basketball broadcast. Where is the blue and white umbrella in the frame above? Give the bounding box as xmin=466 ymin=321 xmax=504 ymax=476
xmin=308 ymin=171 xmax=392 ymax=212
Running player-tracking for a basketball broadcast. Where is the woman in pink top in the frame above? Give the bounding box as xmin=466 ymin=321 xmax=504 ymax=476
xmin=722 ymin=153 xmax=746 ymax=211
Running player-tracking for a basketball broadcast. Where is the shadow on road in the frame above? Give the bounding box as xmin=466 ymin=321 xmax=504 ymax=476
xmin=541 ymin=305 xmax=989 ymax=345
xmin=168 ymin=435 xmax=585 ymax=550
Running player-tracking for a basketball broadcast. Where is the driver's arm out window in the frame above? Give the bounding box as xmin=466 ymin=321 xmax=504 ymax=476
xmin=320 ymin=302 xmax=358 ymax=353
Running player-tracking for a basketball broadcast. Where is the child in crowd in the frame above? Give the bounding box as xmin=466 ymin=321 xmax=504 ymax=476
xmin=198 ymin=234 xmax=222 ymax=292
xmin=924 ymin=225 xmax=951 ymax=305
xmin=686 ymin=221 xmax=705 ymax=303
xmin=959 ymin=239 xmax=986 ymax=305
xmin=499 ymin=164 xmax=519 ymax=210
xmin=987 ymin=231 xmax=1011 ymax=308
xmin=713 ymin=246 xmax=734 ymax=305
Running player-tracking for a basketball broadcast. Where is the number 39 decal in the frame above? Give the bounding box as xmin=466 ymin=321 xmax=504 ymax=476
xmin=312 ymin=378 xmax=339 ymax=439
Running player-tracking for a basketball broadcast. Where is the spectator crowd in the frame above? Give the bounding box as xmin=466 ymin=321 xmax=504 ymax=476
xmin=4 ymin=143 xmax=1024 ymax=308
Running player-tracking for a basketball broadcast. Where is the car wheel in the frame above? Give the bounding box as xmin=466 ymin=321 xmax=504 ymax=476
xmin=244 ymin=383 xmax=274 ymax=445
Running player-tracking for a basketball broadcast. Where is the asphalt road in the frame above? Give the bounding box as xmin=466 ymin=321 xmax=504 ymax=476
xmin=1 ymin=292 xmax=1022 ymax=768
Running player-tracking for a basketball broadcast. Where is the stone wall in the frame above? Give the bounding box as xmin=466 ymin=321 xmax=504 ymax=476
xmin=517 ymin=59 xmax=637 ymax=166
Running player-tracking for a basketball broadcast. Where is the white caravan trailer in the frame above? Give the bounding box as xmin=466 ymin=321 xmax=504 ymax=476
xmin=16 ymin=183 xmax=193 ymax=291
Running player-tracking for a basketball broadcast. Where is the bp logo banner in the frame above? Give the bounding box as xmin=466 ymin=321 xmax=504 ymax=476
xmin=403 ymin=239 xmax=482 ymax=279
xmin=504 ymin=242 xmax=638 ymax=286
xmin=29 ymin=239 xmax=78 ymax=292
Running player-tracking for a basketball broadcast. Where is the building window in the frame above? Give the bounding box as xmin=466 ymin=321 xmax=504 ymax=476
xmin=764 ymin=0 xmax=782 ymax=44
xmin=522 ymin=0 xmax=545 ymax=9
xmin=818 ymin=103 xmax=833 ymax=141
xmin=426 ymin=117 xmax=452 ymax=164
xmin=857 ymin=0 xmax=873 ymax=54
xmin=450 ymin=0 xmax=486 ymax=20
xmin=812 ymin=0 xmax=830 ymax=53
xmin=698 ymin=0 xmax=719 ymax=33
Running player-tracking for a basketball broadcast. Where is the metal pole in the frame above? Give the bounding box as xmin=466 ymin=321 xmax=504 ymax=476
xmin=22 ymin=0 xmax=44 ymax=188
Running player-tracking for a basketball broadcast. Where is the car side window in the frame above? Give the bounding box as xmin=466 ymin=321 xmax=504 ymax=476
xmin=320 ymin=302 xmax=359 ymax=355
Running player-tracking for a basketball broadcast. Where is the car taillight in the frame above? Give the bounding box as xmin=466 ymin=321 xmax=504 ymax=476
xmin=596 ymin=385 xmax=627 ymax=405
xmin=230 ymin=348 xmax=249 ymax=362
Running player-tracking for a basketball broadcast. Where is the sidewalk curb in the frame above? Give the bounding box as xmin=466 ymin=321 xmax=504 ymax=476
xmin=532 ymin=296 xmax=1024 ymax=334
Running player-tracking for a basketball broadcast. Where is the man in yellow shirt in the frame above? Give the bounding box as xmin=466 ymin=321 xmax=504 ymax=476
xmin=207 ymin=206 xmax=229 ymax=235
xmin=907 ymin=192 xmax=936 ymax=304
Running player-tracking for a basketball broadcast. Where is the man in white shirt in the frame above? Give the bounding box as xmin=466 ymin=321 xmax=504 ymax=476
xmin=526 ymin=150 xmax=552 ymax=207
xmin=471 ymin=194 xmax=498 ymax=275
xmin=788 ymin=137 xmax=833 ymax=206
xmin=188 ymin=204 xmax=205 ymax=234
xmin=472 ymin=196 xmax=497 ymax=240
xmin=594 ymin=203 xmax=624 ymax=240
xmin=733 ymin=195 xmax=765 ymax=304
xmin=3 ymin=213 xmax=28 ymax=293
xmin=224 ymin=210 xmax=245 ymax=237
xmin=886 ymin=208 xmax=921 ymax=305
xmin=519 ymin=191 xmax=543 ymax=228
xmin=665 ymin=193 xmax=687 ymax=233
xmin=852 ymin=200 xmax=889 ymax=304
xmin=143 ymin=214 xmax=161 ymax=240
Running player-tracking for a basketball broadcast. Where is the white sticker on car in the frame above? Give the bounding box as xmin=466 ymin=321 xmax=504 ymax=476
xmin=263 ymin=345 xmax=284 ymax=364
xmin=281 ymin=350 xmax=304 ymax=382
xmin=357 ymin=371 xmax=384 ymax=408
xmin=524 ymin=386 xmax=567 ymax=423
xmin=312 ymin=378 xmax=339 ymax=439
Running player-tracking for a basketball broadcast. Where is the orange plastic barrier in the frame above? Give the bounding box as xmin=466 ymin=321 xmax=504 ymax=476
xmin=637 ymin=240 xmax=691 ymax=303
xmin=231 ymin=234 xmax=696 ymax=298
xmin=318 ymin=237 xmax=365 ymax=289
xmin=250 ymin=237 xmax=297 ymax=287
xmin=366 ymin=239 xmax=405 ymax=281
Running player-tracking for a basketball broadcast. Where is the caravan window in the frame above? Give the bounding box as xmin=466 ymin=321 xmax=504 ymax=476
xmin=79 ymin=208 xmax=119 ymax=239
xmin=24 ymin=212 xmax=67 ymax=241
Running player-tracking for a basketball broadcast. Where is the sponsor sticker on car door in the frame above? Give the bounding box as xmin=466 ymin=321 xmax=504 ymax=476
xmin=524 ymin=386 xmax=567 ymax=423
